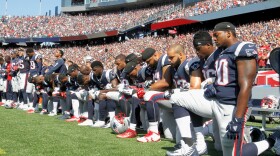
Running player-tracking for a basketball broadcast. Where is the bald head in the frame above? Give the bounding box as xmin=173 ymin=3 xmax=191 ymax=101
xmin=168 ymin=44 xmax=184 ymax=54
xmin=80 ymin=65 xmax=91 ymax=75
xmin=167 ymin=44 xmax=186 ymax=68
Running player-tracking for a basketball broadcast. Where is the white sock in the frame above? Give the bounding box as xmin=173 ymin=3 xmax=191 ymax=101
xmin=148 ymin=122 xmax=158 ymax=133
xmin=109 ymin=112 xmax=115 ymax=122
xmin=194 ymin=126 xmax=206 ymax=144
xmin=129 ymin=123 xmax=136 ymax=131
xmin=28 ymin=102 xmax=33 ymax=108
xmin=52 ymin=102 xmax=58 ymax=114
xmin=72 ymin=99 xmax=79 ymax=117
xmin=254 ymin=140 xmax=270 ymax=155
xmin=176 ymin=116 xmax=192 ymax=138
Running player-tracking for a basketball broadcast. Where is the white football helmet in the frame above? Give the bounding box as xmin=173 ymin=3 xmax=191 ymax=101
xmin=110 ymin=113 xmax=129 ymax=134
xmin=260 ymin=95 xmax=279 ymax=109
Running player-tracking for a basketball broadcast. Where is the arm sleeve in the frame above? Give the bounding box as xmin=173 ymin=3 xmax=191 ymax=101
xmin=185 ymin=57 xmax=201 ymax=75
xmin=46 ymin=59 xmax=64 ymax=75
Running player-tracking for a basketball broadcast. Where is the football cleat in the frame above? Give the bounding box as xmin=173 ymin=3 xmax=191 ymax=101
xmin=116 ymin=129 xmax=137 ymax=138
xmin=78 ymin=117 xmax=87 ymax=123
xmin=40 ymin=109 xmax=48 ymax=115
xmin=91 ymin=121 xmax=105 ymax=128
xmin=136 ymin=131 xmax=160 ymax=143
xmin=58 ymin=114 xmax=71 ymax=120
xmin=66 ymin=116 xmax=79 ymax=122
xmin=102 ymin=122 xmax=111 ymax=129
xmin=166 ymin=141 xmax=199 ymax=156
xmin=196 ymin=142 xmax=208 ymax=155
xmin=48 ymin=111 xmax=57 ymax=116
xmin=78 ymin=119 xmax=94 ymax=126
xmin=27 ymin=108 xmax=35 ymax=114
xmin=0 ymin=102 xmax=4 ymax=106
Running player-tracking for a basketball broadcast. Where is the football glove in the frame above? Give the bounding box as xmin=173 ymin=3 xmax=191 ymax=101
xmin=203 ymin=84 xmax=216 ymax=98
xmin=89 ymin=88 xmax=99 ymax=100
xmin=137 ymin=88 xmax=146 ymax=99
xmin=164 ymin=89 xmax=174 ymax=99
xmin=226 ymin=117 xmax=244 ymax=140
xmin=144 ymin=80 xmax=154 ymax=89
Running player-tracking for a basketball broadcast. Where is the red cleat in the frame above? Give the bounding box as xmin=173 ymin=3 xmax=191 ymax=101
xmin=78 ymin=117 xmax=87 ymax=123
xmin=27 ymin=109 xmax=35 ymax=114
xmin=0 ymin=102 xmax=4 ymax=106
xmin=116 ymin=129 xmax=137 ymax=138
xmin=66 ymin=116 xmax=79 ymax=122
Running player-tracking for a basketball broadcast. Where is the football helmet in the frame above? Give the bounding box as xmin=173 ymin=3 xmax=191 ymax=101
xmin=260 ymin=95 xmax=279 ymax=109
xmin=250 ymin=127 xmax=267 ymax=142
xmin=110 ymin=113 xmax=129 ymax=134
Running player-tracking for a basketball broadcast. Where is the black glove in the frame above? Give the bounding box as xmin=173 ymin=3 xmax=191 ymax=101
xmin=226 ymin=117 xmax=244 ymax=140
xmin=204 ymin=84 xmax=216 ymax=98
xmin=164 ymin=89 xmax=174 ymax=99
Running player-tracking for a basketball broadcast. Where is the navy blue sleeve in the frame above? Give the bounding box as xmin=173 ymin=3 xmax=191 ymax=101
xmin=37 ymin=60 xmax=43 ymax=75
xmin=46 ymin=59 xmax=64 ymax=75
xmin=234 ymin=42 xmax=258 ymax=59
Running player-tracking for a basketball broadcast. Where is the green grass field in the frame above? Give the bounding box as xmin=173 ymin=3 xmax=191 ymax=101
xmin=0 ymin=107 xmax=278 ymax=156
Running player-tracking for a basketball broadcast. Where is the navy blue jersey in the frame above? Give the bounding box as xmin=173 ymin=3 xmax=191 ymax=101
xmin=18 ymin=56 xmax=30 ymax=73
xmin=41 ymin=65 xmax=53 ymax=76
xmin=29 ymin=53 xmax=42 ymax=76
xmin=172 ymin=57 xmax=200 ymax=89
xmin=65 ymin=77 xmax=80 ymax=91
xmin=90 ymin=70 xmax=116 ymax=89
xmin=114 ymin=68 xmax=124 ymax=82
xmin=134 ymin=66 xmax=153 ymax=88
xmin=201 ymin=49 xmax=222 ymax=79
xmin=11 ymin=57 xmax=20 ymax=77
xmin=214 ymin=42 xmax=258 ymax=105
xmin=152 ymin=54 xmax=170 ymax=81
xmin=46 ymin=58 xmax=67 ymax=75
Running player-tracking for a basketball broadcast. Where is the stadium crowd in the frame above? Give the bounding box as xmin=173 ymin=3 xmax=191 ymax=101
xmin=0 ymin=0 xmax=265 ymax=38
xmin=1 ymin=18 xmax=279 ymax=69
xmin=160 ymin=0 xmax=265 ymax=21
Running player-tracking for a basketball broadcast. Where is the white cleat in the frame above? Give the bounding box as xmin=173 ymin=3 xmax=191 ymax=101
xmin=78 ymin=119 xmax=94 ymax=126
xmin=196 ymin=142 xmax=208 ymax=155
xmin=48 ymin=111 xmax=57 ymax=116
xmin=21 ymin=104 xmax=29 ymax=111
xmin=136 ymin=131 xmax=160 ymax=143
xmin=166 ymin=141 xmax=199 ymax=156
xmin=91 ymin=121 xmax=105 ymax=128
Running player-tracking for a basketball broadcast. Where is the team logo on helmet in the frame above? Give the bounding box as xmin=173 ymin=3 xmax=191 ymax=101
xmin=260 ymin=95 xmax=279 ymax=109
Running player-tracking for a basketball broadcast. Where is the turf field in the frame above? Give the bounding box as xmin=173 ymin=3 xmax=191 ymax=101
xmin=0 ymin=107 xmax=277 ymax=156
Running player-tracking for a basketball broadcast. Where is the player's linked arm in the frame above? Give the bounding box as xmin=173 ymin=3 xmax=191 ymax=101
xmin=236 ymin=58 xmax=257 ymax=118
xmin=189 ymin=69 xmax=202 ymax=89
xmin=150 ymin=65 xmax=172 ymax=91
